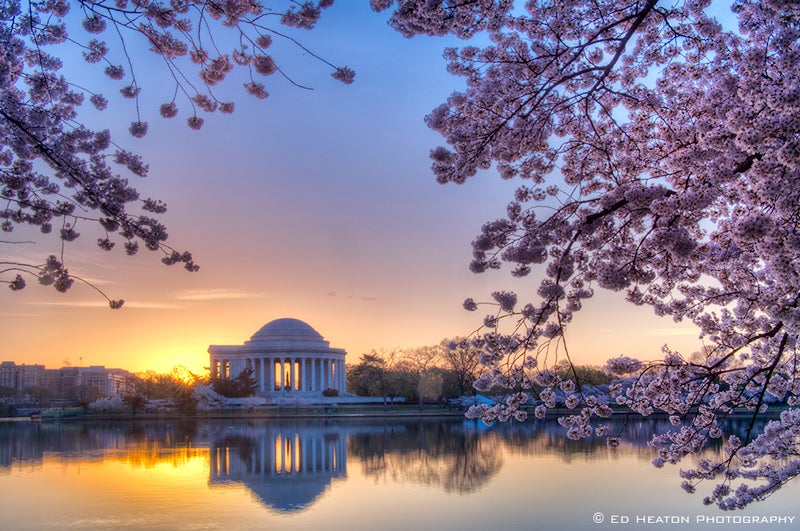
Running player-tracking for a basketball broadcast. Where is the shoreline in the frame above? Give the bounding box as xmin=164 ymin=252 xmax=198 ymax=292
xmin=6 ymin=405 xmax=791 ymax=424
xmin=19 ymin=403 xmax=470 ymax=423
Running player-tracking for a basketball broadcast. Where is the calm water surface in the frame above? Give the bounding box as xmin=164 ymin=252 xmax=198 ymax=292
xmin=0 ymin=416 xmax=797 ymax=530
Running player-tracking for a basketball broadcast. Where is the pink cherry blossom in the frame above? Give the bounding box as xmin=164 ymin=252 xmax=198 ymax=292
xmin=2 ymin=0 xmax=353 ymax=303
xmin=376 ymin=0 xmax=800 ymax=509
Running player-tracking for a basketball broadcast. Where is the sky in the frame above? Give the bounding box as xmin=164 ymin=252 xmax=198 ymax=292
xmin=0 ymin=2 xmax=703 ymax=375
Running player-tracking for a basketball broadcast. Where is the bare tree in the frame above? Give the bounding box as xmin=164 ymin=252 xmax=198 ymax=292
xmin=400 ymin=345 xmax=443 ymax=409
xmin=440 ymin=338 xmax=481 ymax=397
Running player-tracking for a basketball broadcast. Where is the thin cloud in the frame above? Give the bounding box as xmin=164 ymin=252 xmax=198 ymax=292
xmin=174 ymin=288 xmax=262 ymax=302
xmin=326 ymin=291 xmax=377 ymax=302
xmin=0 ymin=311 xmax=41 ymax=317
xmin=71 ymin=275 xmax=117 ymax=286
xmin=2 ymin=252 xmax=117 ymax=287
xmin=123 ymin=301 xmax=182 ymax=310
xmin=31 ymin=300 xmax=109 ymax=308
xmin=637 ymin=327 xmax=699 ymax=337
xmin=30 ymin=300 xmax=179 ymax=310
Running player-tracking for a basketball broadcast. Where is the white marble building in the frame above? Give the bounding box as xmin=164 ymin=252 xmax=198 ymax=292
xmin=208 ymin=318 xmax=347 ymax=396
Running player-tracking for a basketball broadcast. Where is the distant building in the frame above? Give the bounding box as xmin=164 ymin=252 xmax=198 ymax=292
xmin=0 ymin=361 xmax=45 ymax=390
xmin=53 ymin=366 xmax=82 ymax=398
xmin=79 ymin=366 xmax=132 ymax=397
xmin=1 ymin=362 xmax=131 ymax=398
xmin=208 ymin=318 xmax=348 ymax=397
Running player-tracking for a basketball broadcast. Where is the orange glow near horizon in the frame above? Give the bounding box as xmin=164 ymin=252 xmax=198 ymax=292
xmin=0 ymin=4 xmax=707 ymax=378
xmin=0 ymin=283 xmax=704 ymax=377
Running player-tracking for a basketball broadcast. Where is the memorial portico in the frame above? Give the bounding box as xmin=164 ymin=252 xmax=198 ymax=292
xmin=208 ymin=318 xmax=347 ymax=396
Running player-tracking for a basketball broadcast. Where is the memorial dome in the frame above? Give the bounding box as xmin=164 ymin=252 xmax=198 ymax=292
xmin=245 ymin=318 xmax=330 ymax=349
xmin=250 ymin=317 xmax=324 ymax=341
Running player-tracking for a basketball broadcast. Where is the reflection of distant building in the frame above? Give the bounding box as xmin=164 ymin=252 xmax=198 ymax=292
xmin=208 ymin=422 xmax=347 ymax=512
xmin=208 ymin=318 xmax=347 ymax=397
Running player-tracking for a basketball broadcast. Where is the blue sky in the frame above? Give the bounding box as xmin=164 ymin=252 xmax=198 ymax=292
xmin=0 ymin=2 xmax=701 ymax=373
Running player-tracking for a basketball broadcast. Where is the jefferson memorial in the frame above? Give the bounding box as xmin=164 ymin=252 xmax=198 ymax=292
xmin=208 ymin=318 xmax=347 ymax=397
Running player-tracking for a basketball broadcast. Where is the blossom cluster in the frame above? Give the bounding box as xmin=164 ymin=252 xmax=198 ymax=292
xmin=1 ymin=1 xmax=351 ymax=301
xmin=679 ymin=409 xmax=800 ymax=509
xmin=376 ymin=0 xmax=800 ymax=509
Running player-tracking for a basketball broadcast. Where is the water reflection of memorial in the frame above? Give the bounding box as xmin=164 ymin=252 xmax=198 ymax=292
xmin=208 ymin=421 xmax=347 ymax=513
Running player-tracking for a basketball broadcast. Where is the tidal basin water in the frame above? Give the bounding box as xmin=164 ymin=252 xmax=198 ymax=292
xmin=0 ymin=416 xmax=798 ymax=530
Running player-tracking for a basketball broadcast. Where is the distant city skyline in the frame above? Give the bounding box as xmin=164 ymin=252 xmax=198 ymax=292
xmin=0 ymin=360 xmax=131 ymax=401
xmin=0 ymin=3 xmax=702 ymax=375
